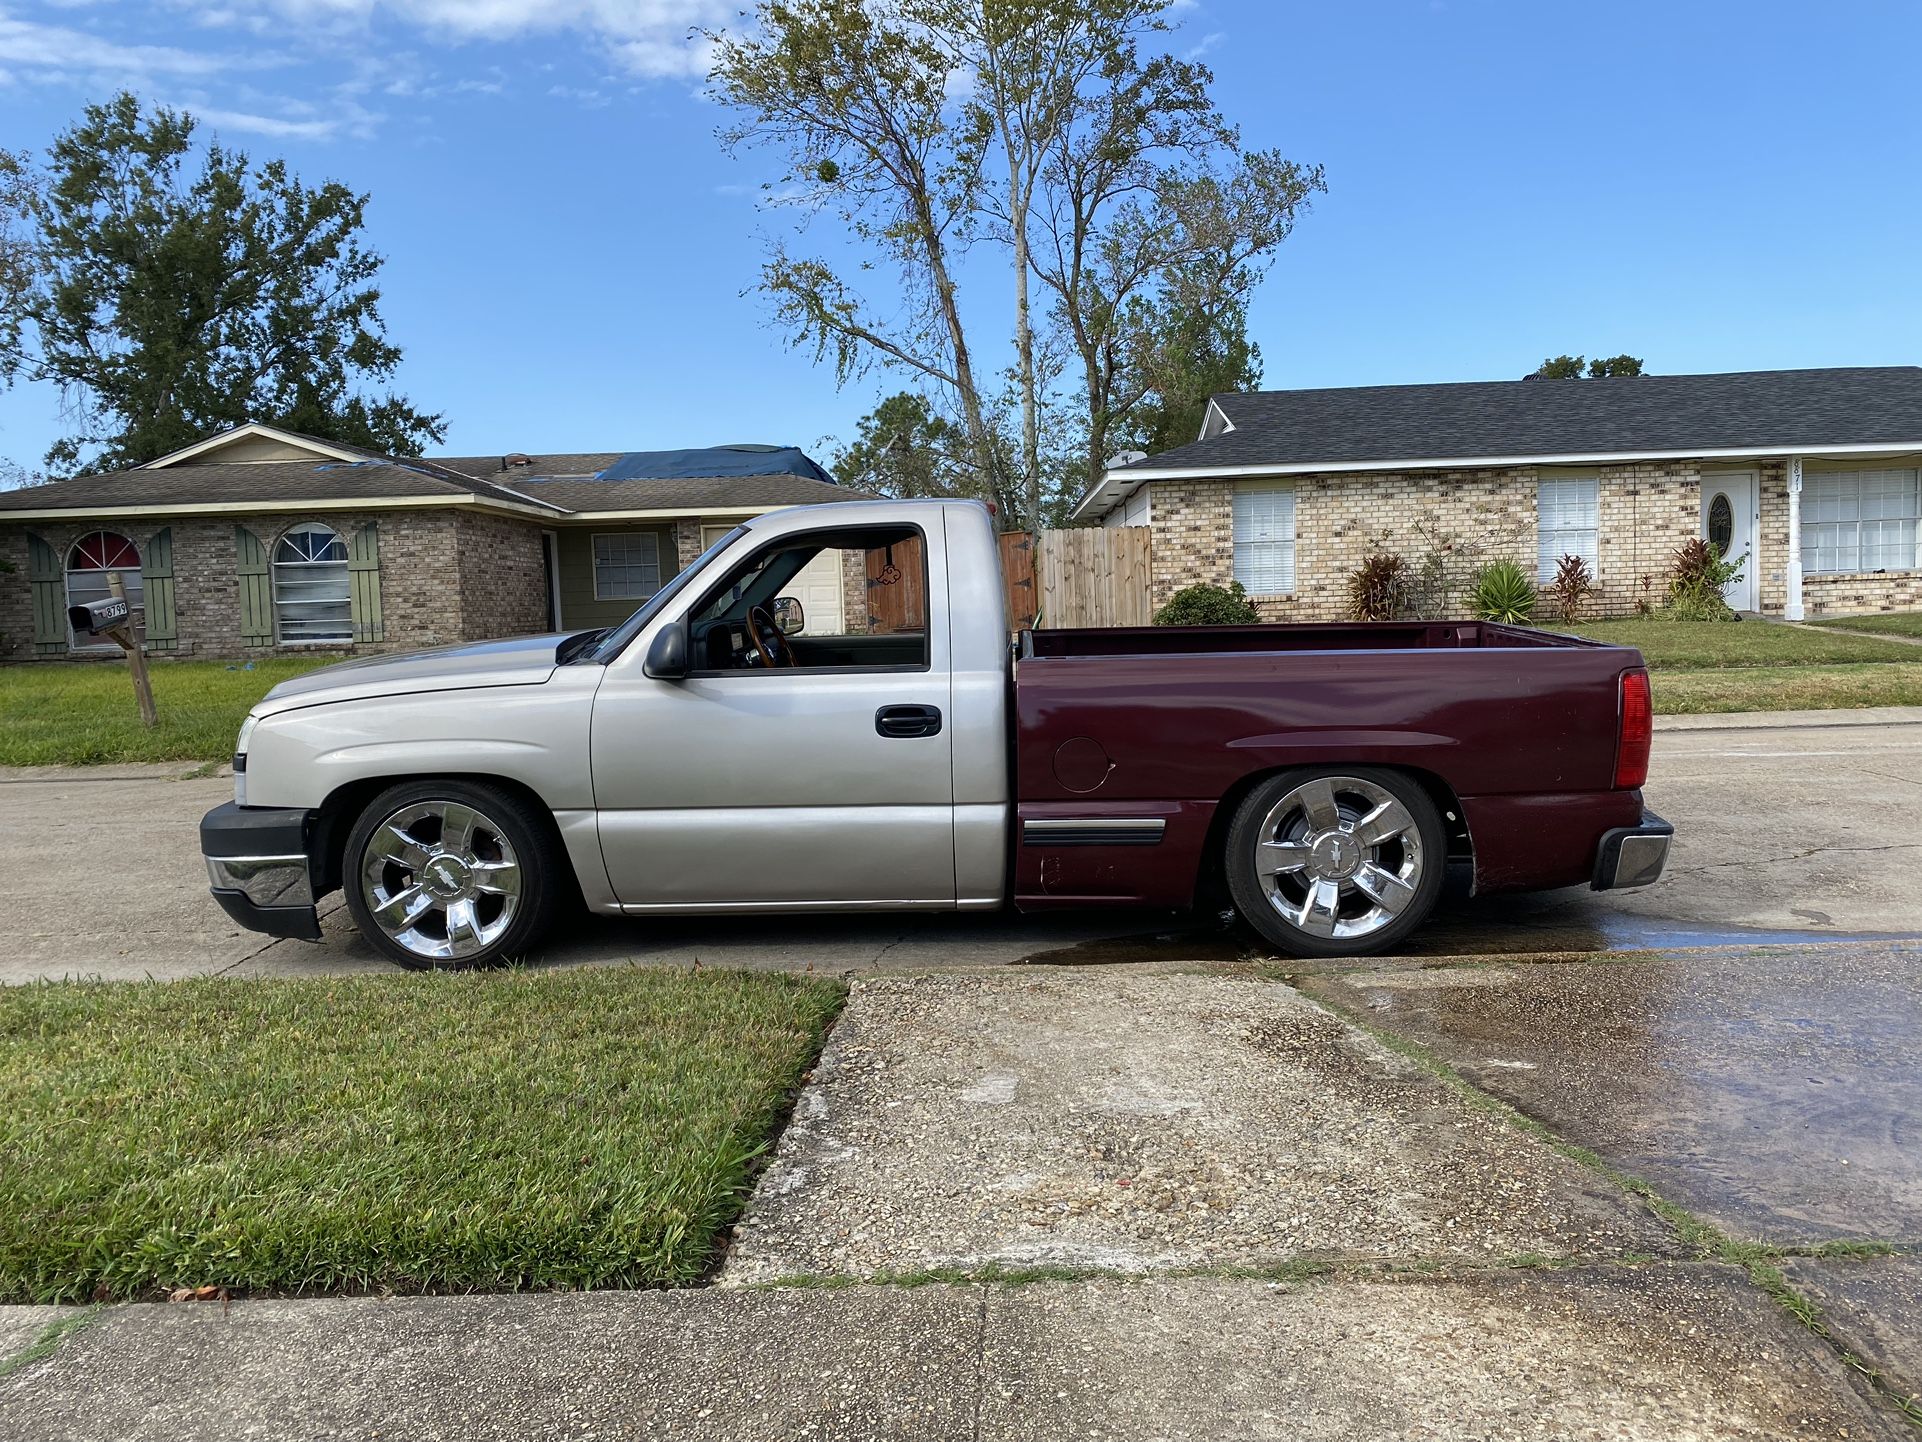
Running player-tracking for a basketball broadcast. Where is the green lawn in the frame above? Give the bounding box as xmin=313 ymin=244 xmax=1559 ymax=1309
xmin=0 ymin=968 xmax=843 ymax=1303
xmin=1647 ymin=663 xmax=1922 ymax=715
xmin=0 ymin=658 xmax=332 ymax=766
xmin=1554 ymin=618 xmax=1922 ymax=669
xmin=1801 ymin=611 xmax=1922 ymax=640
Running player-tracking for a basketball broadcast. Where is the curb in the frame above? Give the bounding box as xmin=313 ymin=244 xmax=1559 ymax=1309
xmin=1655 ymin=705 xmax=1922 ymax=733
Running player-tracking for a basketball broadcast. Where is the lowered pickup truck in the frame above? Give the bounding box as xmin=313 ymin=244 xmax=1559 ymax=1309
xmin=201 ymin=498 xmax=1670 ymax=968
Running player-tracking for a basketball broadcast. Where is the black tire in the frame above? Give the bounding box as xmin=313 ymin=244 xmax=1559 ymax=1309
xmin=1225 ymin=766 xmax=1446 ymax=959
xmin=342 ymin=779 xmax=563 ymax=971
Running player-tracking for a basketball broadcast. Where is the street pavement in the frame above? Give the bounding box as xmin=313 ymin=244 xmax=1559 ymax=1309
xmin=3 ymin=711 xmax=1921 ymax=984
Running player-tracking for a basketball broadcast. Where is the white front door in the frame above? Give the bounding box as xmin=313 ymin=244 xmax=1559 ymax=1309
xmin=1701 ymin=472 xmax=1758 ymax=612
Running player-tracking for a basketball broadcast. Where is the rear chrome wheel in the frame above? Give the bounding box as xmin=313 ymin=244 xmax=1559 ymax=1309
xmin=343 ymin=780 xmax=560 ymax=971
xmin=1226 ymin=768 xmax=1445 ymax=958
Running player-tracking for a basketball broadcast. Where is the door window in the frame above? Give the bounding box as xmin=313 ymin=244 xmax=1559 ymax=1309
xmin=1707 ymin=494 xmax=1734 ymax=554
xmin=688 ymin=525 xmax=929 ymax=672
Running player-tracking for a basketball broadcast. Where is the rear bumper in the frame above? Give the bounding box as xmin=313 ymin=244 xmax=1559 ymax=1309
xmin=201 ymin=801 xmax=322 ymax=941
xmin=1591 ymin=810 xmax=1674 ymax=891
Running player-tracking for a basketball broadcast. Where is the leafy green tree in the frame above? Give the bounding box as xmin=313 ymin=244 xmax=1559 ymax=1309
xmin=708 ymin=0 xmax=1321 ymax=526
xmin=0 ymin=94 xmax=442 ymax=475
xmin=1529 ymin=353 xmax=1645 ymax=379
xmin=1116 ymin=292 xmax=1261 ymax=456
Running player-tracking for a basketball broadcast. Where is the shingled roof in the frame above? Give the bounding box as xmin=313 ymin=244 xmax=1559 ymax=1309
xmin=1076 ymin=366 xmax=1922 ymax=519
xmin=0 ymin=428 xmax=845 ymax=519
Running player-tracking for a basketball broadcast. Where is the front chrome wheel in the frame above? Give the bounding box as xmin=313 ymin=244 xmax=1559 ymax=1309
xmin=1252 ymin=774 xmax=1425 ymax=942
xmin=359 ymin=799 xmax=523 ymax=963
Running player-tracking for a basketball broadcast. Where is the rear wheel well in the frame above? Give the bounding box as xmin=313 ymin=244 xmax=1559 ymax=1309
xmin=1193 ymin=763 xmax=1472 ymax=913
xmin=311 ymin=774 xmax=571 ymax=900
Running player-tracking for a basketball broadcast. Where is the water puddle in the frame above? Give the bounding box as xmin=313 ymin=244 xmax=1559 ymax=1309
xmin=1014 ymin=913 xmax=1922 ymax=968
xmin=1015 ymin=927 xmax=1252 ymax=968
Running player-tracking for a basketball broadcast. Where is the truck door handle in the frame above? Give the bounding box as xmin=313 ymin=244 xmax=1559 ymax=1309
xmin=875 ymin=704 xmax=942 ymax=739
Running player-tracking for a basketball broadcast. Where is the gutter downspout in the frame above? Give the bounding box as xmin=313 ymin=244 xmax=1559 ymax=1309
xmin=1785 ymin=457 xmax=1805 ymax=621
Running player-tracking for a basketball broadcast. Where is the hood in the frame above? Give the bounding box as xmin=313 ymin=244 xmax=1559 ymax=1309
xmin=252 ymin=633 xmax=573 ymax=716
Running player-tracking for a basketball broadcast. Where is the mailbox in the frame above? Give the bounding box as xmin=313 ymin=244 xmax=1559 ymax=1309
xmin=67 ymin=595 xmax=130 ymax=636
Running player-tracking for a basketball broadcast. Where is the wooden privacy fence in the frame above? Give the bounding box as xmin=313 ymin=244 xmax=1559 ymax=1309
xmin=999 ymin=527 xmax=1153 ymax=630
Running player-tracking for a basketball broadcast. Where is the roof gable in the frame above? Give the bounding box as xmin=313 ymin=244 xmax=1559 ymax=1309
xmin=143 ymin=422 xmax=384 ymax=469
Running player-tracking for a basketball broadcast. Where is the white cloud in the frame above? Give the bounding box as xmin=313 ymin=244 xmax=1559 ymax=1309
xmin=191 ymin=105 xmax=338 ymax=138
xmin=181 ymin=0 xmax=729 ymax=76
xmin=0 ymin=11 xmax=239 ymax=80
xmin=1184 ymin=31 xmax=1222 ymax=61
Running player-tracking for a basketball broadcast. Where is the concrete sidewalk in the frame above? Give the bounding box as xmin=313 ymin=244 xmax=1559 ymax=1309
xmin=0 ymin=1266 xmax=1904 ymax=1441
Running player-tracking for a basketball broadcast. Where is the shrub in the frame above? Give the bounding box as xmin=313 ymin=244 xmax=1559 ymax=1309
xmin=1470 ymin=560 xmax=1537 ymax=623
xmin=1663 ymin=538 xmax=1745 ymax=622
xmin=1153 ymin=581 xmax=1260 ymax=626
xmin=1546 ymin=553 xmax=1596 ymax=623
xmin=1346 ymin=553 xmax=1413 ymax=621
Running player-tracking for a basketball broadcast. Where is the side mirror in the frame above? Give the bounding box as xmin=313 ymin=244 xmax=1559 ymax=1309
xmin=643 ymin=623 xmax=689 ymax=680
xmin=772 ymin=596 xmax=805 ymax=635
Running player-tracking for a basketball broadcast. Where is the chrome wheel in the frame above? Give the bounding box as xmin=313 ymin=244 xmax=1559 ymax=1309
xmin=1252 ymin=775 xmax=1425 ymax=941
xmin=359 ymin=799 xmax=523 ymax=963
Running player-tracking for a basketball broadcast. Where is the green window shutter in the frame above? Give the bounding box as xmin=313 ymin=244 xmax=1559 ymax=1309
xmin=141 ymin=526 xmax=177 ymax=650
xmin=348 ymin=522 xmax=383 ymax=643
xmin=26 ymin=533 xmax=68 ymax=656
xmin=235 ymin=525 xmax=275 ymax=646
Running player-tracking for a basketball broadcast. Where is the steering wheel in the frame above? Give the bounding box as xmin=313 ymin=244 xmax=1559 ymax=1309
xmin=745 ymin=604 xmax=796 ymax=668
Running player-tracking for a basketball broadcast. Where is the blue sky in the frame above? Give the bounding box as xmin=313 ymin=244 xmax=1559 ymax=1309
xmin=1 ymin=0 xmax=1918 ymax=472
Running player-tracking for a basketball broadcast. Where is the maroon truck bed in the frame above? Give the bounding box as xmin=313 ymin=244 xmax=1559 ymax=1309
xmin=1011 ymin=621 xmax=1648 ymax=911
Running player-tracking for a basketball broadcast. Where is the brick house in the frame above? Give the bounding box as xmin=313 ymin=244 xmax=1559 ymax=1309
xmin=0 ymin=423 xmax=852 ymax=659
xmin=1074 ymin=367 xmax=1922 ymax=621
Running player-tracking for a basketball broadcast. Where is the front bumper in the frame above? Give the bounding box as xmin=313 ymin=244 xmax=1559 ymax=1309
xmin=1591 ymin=810 xmax=1674 ymax=891
xmin=201 ymin=801 xmax=322 ymax=941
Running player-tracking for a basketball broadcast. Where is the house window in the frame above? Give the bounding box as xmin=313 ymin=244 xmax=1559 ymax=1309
xmin=593 ymin=532 xmax=662 ymax=600
xmin=1803 ymin=467 xmax=1920 ymax=573
xmin=1232 ymin=483 xmax=1295 ymax=594
xmin=273 ymin=523 xmax=352 ymax=644
xmin=1537 ymin=476 xmax=1600 ymax=582
xmin=66 ymin=531 xmax=143 ymax=649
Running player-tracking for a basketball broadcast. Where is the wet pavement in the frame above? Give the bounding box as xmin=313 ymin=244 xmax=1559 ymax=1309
xmin=1297 ymin=943 xmax=1922 ymax=1245
xmin=1783 ymin=1257 xmax=1922 ymax=1413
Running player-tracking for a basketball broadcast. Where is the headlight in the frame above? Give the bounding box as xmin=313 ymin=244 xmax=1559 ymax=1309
xmin=233 ymin=715 xmax=258 ymax=807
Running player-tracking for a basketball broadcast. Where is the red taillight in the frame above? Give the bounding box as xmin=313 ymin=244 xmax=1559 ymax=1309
xmin=1615 ymin=668 xmax=1652 ymax=789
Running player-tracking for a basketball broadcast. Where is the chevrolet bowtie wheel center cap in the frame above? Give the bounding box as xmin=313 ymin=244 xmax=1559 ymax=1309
xmin=1310 ymin=831 xmax=1362 ymax=881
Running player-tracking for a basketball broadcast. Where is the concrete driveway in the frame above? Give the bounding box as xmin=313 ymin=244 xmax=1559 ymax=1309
xmin=3 ymin=712 xmax=1918 ymax=984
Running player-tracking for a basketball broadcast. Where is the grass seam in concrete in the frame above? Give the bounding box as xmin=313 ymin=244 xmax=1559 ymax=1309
xmin=1289 ymin=976 xmax=1922 ymax=1433
xmin=0 ymin=1308 xmax=98 ymax=1381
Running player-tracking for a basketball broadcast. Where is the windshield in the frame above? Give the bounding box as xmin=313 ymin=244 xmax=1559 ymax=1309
xmin=570 ymin=525 xmax=748 ymax=665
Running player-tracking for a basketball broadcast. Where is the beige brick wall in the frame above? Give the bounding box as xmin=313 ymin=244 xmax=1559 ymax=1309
xmin=1805 ymin=571 xmax=1922 ymax=615
xmin=1142 ymin=461 xmax=1761 ymax=621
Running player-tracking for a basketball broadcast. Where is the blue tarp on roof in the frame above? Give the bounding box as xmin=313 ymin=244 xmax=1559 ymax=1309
xmin=595 ymin=444 xmax=836 ymax=485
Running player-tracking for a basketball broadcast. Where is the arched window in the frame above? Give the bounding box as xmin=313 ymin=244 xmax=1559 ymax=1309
xmin=273 ymin=523 xmax=352 ymax=644
xmin=66 ymin=531 xmax=143 ymax=649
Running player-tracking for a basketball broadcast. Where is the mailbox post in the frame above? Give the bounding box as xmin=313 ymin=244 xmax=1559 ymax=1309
xmin=67 ymin=577 xmax=158 ymax=728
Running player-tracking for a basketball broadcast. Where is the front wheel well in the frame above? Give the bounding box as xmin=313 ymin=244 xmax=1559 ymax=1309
xmin=309 ymin=773 xmax=568 ymax=898
xmin=1192 ymin=763 xmax=1472 ymax=913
